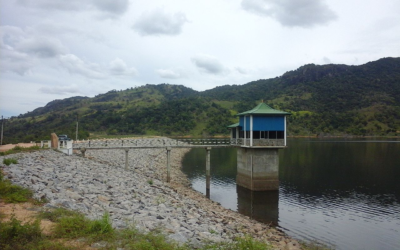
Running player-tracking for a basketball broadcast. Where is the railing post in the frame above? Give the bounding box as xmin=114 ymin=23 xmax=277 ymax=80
xmin=80 ymin=148 xmax=86 ymax=157
xmin=166 ymin=147 xmax=171 ymax=182
xmin=125 ymin=149 xmax=129 ymax=171
xmin=206 ymin=147 xmax=211 ymax=198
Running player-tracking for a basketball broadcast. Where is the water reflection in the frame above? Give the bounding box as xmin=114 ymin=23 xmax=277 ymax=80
xmin=237 ymin=186 xmax=279 ymax=226
xmin=181 ymin=139 xmax=400 ymax=250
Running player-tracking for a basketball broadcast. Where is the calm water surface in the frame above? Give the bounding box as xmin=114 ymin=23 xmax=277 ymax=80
xmin=181 ymin=138 xmax=400 ymax=250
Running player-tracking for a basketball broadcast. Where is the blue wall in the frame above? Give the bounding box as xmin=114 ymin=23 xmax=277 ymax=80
xmin=240 ymin=116 xmax=284 ymax=131
xmin=239 ymin=116 xmax=251 ymax=129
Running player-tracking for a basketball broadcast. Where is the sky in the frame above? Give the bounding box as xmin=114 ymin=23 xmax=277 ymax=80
xmin=1 ymin=0 xmax=400 ymax=118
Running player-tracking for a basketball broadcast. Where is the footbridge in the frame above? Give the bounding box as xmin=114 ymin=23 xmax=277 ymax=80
xmin=72 ymin=138 xmax=232 ymax=196
xmin=73 ymin=138 xmax=232 ymax=149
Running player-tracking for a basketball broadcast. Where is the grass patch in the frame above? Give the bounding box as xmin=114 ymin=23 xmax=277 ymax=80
xmin=0 ymin=145 xmax=41 ymax=156
xmin=113 ymin=227 xmax=186 ymax=250
xmin=0 ymin=213 xmax=73 ymax=250
xmin=0 ymin=214 xmax=42 ymax=249
xmin=3 ymin=158 xmax=18 ymax=166
xmin=50 ymin=209 xmax=114 ymax=242
xmin=0 ymin=171 xmax=33 ymax=203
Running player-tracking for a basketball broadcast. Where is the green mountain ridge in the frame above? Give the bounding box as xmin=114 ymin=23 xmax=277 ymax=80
xmin=3 ymin=57 xmax=400 ymax=143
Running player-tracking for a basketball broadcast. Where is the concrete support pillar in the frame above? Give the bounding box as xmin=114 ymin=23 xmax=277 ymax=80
xmin=80 ymin=148 xmax=86 ymax=158
xmin=125 ymin=149 xmax=129 ymax=171
xmin=236 ymin=148 xmax=280 ymax=191
xmin=206 ymin=147 xmax=211 ymax=198
xmin=166 ymin=147 xmax=171 ymax=183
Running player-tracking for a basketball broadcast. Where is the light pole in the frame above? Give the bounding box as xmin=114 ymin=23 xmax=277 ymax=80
xmin=1 ymin=116 xmax=4 ymax=145
xmin=75 ymin=115 xmax=79 ymax=141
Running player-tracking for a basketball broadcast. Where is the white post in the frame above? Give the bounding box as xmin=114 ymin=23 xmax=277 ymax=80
xmin=284 ymin=115 xmax=287 ymax=146
xmin=236 ymin=127 xmax=239 ymax=145
xmin=67 ymin=141 xmax=72 ymax=155
xmin=244 ymin=116 xmax=247 ymax=146
xmin=250 ymin=115 xmax=253 ymax=147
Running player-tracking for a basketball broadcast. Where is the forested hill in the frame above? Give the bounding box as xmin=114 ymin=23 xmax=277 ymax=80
xmin=4 ymin=57 xmax=400 ymax=143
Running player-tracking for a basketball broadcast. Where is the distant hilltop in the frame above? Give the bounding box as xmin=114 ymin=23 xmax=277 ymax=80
xmin=4 ymin=57 xmax=400 ymax=143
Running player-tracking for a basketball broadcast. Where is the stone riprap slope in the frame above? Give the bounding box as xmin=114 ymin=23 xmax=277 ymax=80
xmin=1 ymin=139 xmax=299 ymax=249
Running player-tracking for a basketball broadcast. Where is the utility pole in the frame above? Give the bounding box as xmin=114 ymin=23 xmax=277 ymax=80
xmin=1 ymin=116 xmax=4 ymax=145
xmin=75 ymin=115 xmax=78 ymax=141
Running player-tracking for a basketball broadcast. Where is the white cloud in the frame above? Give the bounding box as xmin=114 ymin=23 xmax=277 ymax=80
xmin=39 ymin=85 xmax=80 ymax=95
xmin=0 ymin=46 xmax=35 ymax=75
xmin=93 ymin=0 xmax=129 ymax=15
xmin=156 ymin=69 xmax=181 ymax=79
xmin=235 ymin=67 xmax=248 ymax=74
xmin=241 ymin=0 xmax=337 ymax=27
xmin=16 ymin=37 xmax=67 ymax=58
xmin=0 ymin=26 xmax=35 ymax=75
xmin=133 ymin=9 xmax=188 ymax=36
xmin=16 ymin=0 xmax=129 ymax=16
xmin=191 ymin=54 xmax=227 ymax=75
xmin=59 ymin=54 xmax=105 ymax=79
xmin=16 ymin=0 xmax=82 ymax=11
xmin=109 ymin=58 xmax=138 ymax=76
xmin=322 ymin=57 xmax=331 ymax=64
xmin=2 ymin=0 xmax=400 ymax=117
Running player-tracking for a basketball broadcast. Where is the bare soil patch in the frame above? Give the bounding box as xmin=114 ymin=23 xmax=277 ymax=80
xmin=0 ymin=201 xmax=54 ymax=235
xmin=0 ymin=143 xmax=37 ymax=152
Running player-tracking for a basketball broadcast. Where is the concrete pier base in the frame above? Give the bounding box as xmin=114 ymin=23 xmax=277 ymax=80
xmin=236 ymin=148 xmax=279 ymax=191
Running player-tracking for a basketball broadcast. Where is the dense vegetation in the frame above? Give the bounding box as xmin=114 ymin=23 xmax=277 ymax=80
xmin=2 ymin=57 xmax=400 ymax=143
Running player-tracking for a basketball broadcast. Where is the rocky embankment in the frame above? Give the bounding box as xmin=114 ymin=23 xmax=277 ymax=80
xmin=1 ymin=138 xmax=300 ymax=249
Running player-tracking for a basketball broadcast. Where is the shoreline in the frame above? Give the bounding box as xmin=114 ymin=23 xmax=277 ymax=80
xmin=1 ymin=138 xmax=300 ymax=249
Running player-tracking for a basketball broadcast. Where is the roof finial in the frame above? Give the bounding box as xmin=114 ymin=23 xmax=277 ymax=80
xmin=261 ymin=99 xmax=264 ymax=103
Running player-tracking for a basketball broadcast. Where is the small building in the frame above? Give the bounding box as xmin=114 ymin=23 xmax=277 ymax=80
xmin=228 ymin=103 xmax=290 ymax=191
xmin=228 ymin=102 xmax=290 ymax=148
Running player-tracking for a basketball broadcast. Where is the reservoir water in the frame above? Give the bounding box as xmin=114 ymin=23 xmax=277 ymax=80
xmin=181 ymin=138 xmax=400 ymax=250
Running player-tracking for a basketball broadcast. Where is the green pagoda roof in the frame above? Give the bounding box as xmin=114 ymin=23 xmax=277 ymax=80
xmin=227 ymin=123 xmax=240 ymax=128
xmin=236 ymin=103 xmax=291 ymax=116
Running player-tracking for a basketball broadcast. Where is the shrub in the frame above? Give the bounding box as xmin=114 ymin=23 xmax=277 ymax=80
xmin=53 ymin=211 xmax=114 ymax=240
xmin=0 ymin=214 xmax=42 ymax=249
xmin=3 ymin=158 xmax=18 ymax=166
xmin=0 ymin=177 xmax=33 ymax=203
